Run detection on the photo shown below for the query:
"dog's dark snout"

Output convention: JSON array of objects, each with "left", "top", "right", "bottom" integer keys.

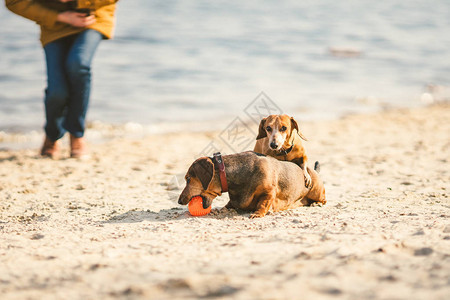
[
  {"left": 270, "top": 141, "right": 278, "bottom": 149},
  {"left": 177, "top": 197, "right": 183, "bottom": 205}
]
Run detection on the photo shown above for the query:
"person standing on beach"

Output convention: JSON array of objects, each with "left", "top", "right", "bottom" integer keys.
[{"left": 5, "top": 0, "right": 119, "bottom": 158}]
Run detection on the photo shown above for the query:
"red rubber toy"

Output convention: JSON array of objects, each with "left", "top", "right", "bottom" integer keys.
[{"left": 188, "top": 196, "right": 211, "bottom": 216}]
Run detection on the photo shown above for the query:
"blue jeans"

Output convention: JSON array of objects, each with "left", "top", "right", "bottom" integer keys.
[{"left": 43, "top": 29, "right": 103, "bottom": 141}]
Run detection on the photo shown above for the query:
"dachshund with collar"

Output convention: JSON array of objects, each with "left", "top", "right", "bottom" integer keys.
[
  {"left": 254, "top": 114, "right": 311, "bottom": 188},
  {"left": 178, "top": 151, "right": 326, "bottom": 218}
]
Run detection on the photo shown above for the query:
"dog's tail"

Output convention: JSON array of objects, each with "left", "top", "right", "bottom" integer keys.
[{"left": 314, "top": 161, "right": 321, "bottom": 173}]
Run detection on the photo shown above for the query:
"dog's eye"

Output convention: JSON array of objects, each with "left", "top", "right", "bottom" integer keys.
[
  {"left": 186, "top": 177, "right": 191, "bottom": 183},
  {"left": 280, "top": 126, "right": 287, "bottom": 132},
  {"left": 266, "top": 126, "right": 272, "bottom": 132}
]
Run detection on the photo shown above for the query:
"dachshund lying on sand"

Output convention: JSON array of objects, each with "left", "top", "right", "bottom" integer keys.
[{"left": 178, "top": 151, "right": 326, "bottom": 218}]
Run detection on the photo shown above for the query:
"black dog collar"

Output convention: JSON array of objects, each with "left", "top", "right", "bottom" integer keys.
[
  {"left": 282, "top": 144, "right": 294, "bottom": 155},
  {"left": 275, "top": 144, "right": 294, "bottom": 156}
]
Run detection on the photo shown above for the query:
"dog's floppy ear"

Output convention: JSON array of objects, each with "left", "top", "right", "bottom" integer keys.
[
  {"left": 291, "top": 117, "right": 308, "bottom": 141},
  {"left": 202, "top": 197, "right": 213, "bottom": 209},
  {"left": 192, "top": 157, "right": 215, "bottom": 190},
  {"left": 290, "top": 117, "right": 299, "bottom": 132},
  {"left": 256, "top": 118, "right": 267, "bottom": 140}
]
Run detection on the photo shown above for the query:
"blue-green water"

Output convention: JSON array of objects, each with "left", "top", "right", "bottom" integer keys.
[{"left": 1, "top": 0, "right": 449, "bottom": 133}]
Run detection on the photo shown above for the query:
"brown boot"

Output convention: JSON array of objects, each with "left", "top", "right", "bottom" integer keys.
[
  {"left": 40, "top": 136, "right": 59, "bottom": 159},
  {"left": 70, "top": 135, "right": 89, "bottom": 159}
]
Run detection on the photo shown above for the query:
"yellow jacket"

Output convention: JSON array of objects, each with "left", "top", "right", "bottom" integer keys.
[{"left": 5, "top": 0, "right": 118, "bottom": 46}]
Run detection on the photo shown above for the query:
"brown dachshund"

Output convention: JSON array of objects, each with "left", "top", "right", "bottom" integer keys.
[
  {"left": 178, "top": 151, "right": 326, "bottom": 218},
  {"left": 254, "top": 114, "right": 311, "bottom": 188}
]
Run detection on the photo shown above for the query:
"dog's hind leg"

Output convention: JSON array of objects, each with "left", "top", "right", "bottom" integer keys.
[{"left": 305, "top": 166, "right": 326, "bottom": 206}]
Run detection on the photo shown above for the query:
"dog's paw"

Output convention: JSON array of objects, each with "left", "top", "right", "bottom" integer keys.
[
  {"left": 249, "top": 212, "right": 265, "bottom": 219},
  {"left": 304, "top": 172, "right": 312, "bottom": 188}
]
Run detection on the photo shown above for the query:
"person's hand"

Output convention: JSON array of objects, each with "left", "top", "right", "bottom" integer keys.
[{"left": 57, "top": 11, "right": 96, "bottom": 27}]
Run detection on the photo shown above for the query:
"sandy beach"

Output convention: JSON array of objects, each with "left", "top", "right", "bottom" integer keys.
[{"left": 0, "top": 104, "right": 449, "bottom": 299}]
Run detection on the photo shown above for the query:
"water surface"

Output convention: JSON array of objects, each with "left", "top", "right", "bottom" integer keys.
[{"left": 1, "top": 0, "right": 449, "bottom": 134}]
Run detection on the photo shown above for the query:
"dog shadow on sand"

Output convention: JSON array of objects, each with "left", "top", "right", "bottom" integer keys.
[
  {"left": 103, "top": 208, "right": 187, "bottom": 223},
  {"left": 103, "top": 206, "right": 245, "bottom": 224}
]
